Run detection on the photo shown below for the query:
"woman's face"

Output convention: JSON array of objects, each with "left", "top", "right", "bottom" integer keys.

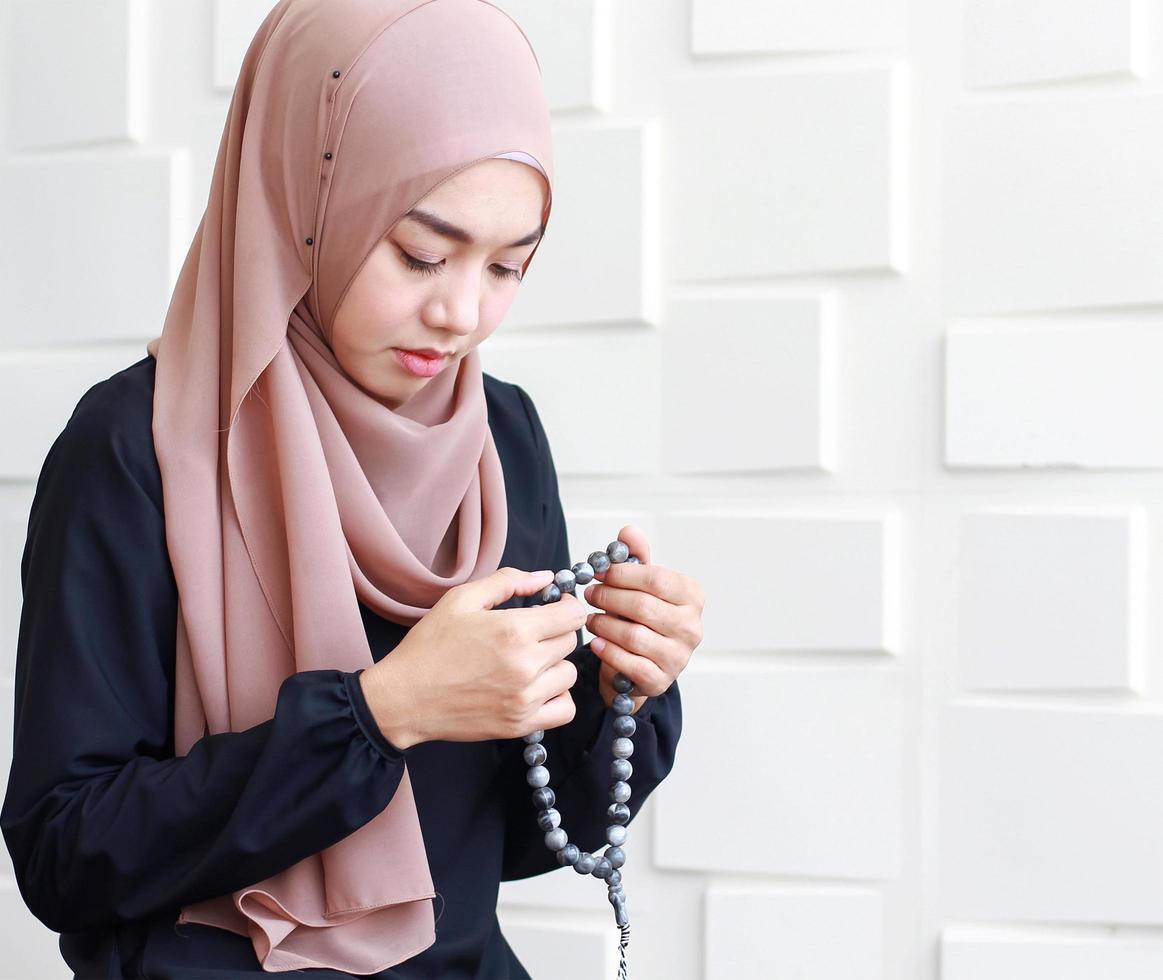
[{"left": 330, "top": 158, "right": 548, "bottom": 408}]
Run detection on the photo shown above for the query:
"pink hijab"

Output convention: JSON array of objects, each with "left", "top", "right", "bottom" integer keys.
[{"left": 143, "top": 0, "right": 553, "bottom": 971}]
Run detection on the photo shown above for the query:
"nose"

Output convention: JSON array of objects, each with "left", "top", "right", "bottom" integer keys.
[{"left": 423, "top": 265, "right": 481, "bottom": 339}]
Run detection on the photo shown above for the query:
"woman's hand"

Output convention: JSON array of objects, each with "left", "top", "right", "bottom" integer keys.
[
  {"left": 582, "top": 525, "right": 705, "bottom": 714},
  {"left": 360, "top": 567, "right": 586, "bottom": 749}
]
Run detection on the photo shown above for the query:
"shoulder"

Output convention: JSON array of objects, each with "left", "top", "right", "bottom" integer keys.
[
  {"left": 35, "top": 363, "right": 538, "bottom": 524},
  {"left": 35, "top": 355, "right": 162, "bottom": 515}
]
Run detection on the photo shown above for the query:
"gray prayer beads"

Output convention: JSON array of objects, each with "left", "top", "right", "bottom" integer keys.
[{"left": 524, "top": 538, "right": 645, "bottom": 935}]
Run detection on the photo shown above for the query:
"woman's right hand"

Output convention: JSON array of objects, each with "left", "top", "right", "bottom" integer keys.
[{"left": 359, "top": 567, "right": 587, "bottom": 749}]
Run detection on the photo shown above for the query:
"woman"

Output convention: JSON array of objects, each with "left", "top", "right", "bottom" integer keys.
[{"left": 1, "top": 1, "right": 701, "bottom": 977}]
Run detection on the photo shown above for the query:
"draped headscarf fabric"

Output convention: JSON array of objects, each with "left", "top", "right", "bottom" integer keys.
[{"left": 142, "top": 0, "right": 554, "bottom": 971}]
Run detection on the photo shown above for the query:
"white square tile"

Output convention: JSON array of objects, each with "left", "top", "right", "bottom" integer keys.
[
  {"left": 655, "top": 666, "right": 905, "bottom": 879},
  {"left": 958, "top": 510, "right": 1145, "bottom": 692},
  {"left": 942, "top": 928, "right": 1163, "bottom": 980},
  {"left": 0, "top": 149, "right": 189, "bottom": 346},
  {"left": 666, "top": 65, "right": 908, "bottom": 280},
  {"left": 942, "top": 705, "right": 1163, "bottom": 923},
  {"left": 659, "top": 511, "right": 900, "bottom": 653},
  {"left": 945, "top": 317, "right": 1163, "bottom": 468},
  {"left": 964, "top": 0, "right": 1147, "bottom": 88},
  {"left": 692, "top": 0, "right": 904, "bottom": 53},
  {"left": 662, "top": 294, "right": 837, "bottom": 473},
  {"left": 943, "top": 96, "right": 1163, "bottom": 313},
  {"left": 8, "top": 0, "right": 147, "bottom": 149},
  {"left": 706, "top": 887, "right": 884, "bottom": 980}
]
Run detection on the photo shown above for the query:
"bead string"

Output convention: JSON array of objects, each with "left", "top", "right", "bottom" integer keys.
[{"left": 523, "top": 538, "right": 643, "bottom": 980}]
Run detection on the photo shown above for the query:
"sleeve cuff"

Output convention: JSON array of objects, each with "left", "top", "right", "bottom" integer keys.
[
  {"left": 631, "top": 691, "right": 663, "bottom": 722},
  {"left": 344, "top": 669, "right": 409, "bottom": 763}
]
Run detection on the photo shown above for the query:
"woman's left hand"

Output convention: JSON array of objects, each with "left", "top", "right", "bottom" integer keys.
[{"left": 582, "top": 525, "right": 705, "bottom": 714}]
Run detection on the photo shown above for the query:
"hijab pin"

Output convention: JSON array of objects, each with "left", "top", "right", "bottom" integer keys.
[
  {"left": 305, "top": 237, "right": 313, "bottom": 246},
  {"left": 332, "top": 69, "right": 341, "bottom": 78},
  {"left": 324, "top": 152, "right": 333, "bottom": 160}
]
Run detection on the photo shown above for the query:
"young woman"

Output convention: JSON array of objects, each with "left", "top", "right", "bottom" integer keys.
[{"left": 1, "top": 1, "right": 702, "bottom": 977}]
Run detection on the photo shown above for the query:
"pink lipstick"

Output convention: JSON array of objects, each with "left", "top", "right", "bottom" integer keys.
[{"left": 394, "top": 348, "right": 448, "bottom": 377}]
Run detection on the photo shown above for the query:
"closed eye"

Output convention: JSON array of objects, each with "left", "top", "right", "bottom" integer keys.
[{"left": 398, "top": 249, "right": 522, "bottom": 283}]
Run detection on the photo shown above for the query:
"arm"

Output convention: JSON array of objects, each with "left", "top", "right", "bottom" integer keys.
[
  {"left": 498, "top": 386, "right": 683, "bottom": 882},
  {"left": 0, "top": 386, "right": 408, "bottom": 933}
]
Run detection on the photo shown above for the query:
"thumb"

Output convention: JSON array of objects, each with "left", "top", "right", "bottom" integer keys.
[{"left": 472, "top": 566, "right": 556, "bottom": 611}]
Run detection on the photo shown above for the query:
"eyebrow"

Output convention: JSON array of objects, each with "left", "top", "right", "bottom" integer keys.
[{"left": 401, "top": 207, "right": 544, "bottom": 248}]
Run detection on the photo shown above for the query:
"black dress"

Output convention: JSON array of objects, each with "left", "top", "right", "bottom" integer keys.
[{"left": 0, "top": 355, "right": 682, "bottom": 980}]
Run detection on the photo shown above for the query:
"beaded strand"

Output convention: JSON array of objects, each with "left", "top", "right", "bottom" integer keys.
[{"left": 523, "top": 538, "right": 643, "bottom": 980}]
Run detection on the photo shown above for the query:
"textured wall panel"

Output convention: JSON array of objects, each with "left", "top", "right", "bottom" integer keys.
[
  {"left": 942, "top": 705, "right": 1163, "bottom": 923},
  {"left": 497, "top": 914, "right": 616, "bottom": 979},
  {"left": 957, "top": 511, "right": 1144, "bottom": 693},
  {"left": 479, "top": 329, "right": 662, "bottom": 476},
  {"left": 211, "top": 0, "right": 277, "bottom": 92},
  {"left": 692, "top": 0, "right": 904, "bottom": 53},
  {"left": 0, "top": 498, "right": 32, "bottom": 679},
  {"left": 1, "top": 1, "right": 1159, "bottom": 977},
  {"left": 8, "top": 0, "right": 147, "bottom": 149},
  {"left": 662, "top": 294, "right": 837, "bottom": 473},
  {"left": 655, "top": 666, "right": 905, "bottom": 878},
  {"left": 666, "top": 65, "right": 908, "bottom": 280},
  {"left": 945, "top": 318, "right": 1163, "bottom": 468},
  {"left": 705, "top": 888, "right": 884, "bottom": 980},
  {"left": 963, "top": 0, "right": 1146, "bottom": 88},
  {"left": 504, "top": 121, "right": 659, "bottom": 330},
  {"left": 942, "top": 929, "right": 1163, "bottom": 980},
  {"left": 943, "top": 96, "right": 1163, "bottom": 314},
  {"left": 658, "top": 512, "right": 899, "bottom": 653},
  {"left": 0, "top": 149, "right": 188, "bottom": 345},
  {"left": 0, "top": 349, "right": 151, "bottom": 480}
]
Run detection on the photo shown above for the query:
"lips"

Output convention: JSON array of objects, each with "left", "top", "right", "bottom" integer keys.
[
  {"left": 394, "top": 348, "right": 449, "bottom": 378},
  {"left": 399, "top": 348, "right": 451, "bottom": 358}
]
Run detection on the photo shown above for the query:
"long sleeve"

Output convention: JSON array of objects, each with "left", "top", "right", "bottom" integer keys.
[
  {"left": 0, "top": 383, "right": 409, "bottom": 934},
  {"left": 499, "top": 386, "right": 682, "bottom": 882}
]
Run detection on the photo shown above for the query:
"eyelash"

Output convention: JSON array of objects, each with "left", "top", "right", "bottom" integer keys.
[{"left": 398, "top": 249, "right": 523, "bottom": 283}]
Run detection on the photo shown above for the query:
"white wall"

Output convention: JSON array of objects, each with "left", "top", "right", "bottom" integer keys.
[{"left": 2, "top": 1, "right": 1162, "bottom": 978}]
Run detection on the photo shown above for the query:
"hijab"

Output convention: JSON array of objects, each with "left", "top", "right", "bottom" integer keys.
[{"left": 143, "top": 0, "right": 554, "bottom": 971}]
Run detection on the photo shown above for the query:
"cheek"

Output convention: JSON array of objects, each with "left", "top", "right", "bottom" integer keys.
[
  {"left": 333, "top": 274, "right": 417, "bottom": 354},
  {"left": 477, "top": 289, "right": 520, "bottom": 338}
]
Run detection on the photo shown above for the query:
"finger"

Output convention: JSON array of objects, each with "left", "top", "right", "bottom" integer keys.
[
  {"left": 587, "top": 561, "right": 690, "bottom": 607},
  {"left": 613, "top": 525, "right": 650, "bottom": 566},
  {"left": 529, "top": 656, "right": 579, "bottom": 707},
  {"left": 512, "top": 593, "right": 588, "bottom": 643},
  {"left": 584, "top": 588, "right": 684, "bottom": 642},
  {"left": 536, "top": 688, "right": 578, "bottom": 731},
  {"left": 598, "top": 661, "right": 651, "bottom": 710},
  {"left": 590, "top": 635, "right": 669, "bottom": 696},
  {"left": 587, "top": 613, "right": 678, "bottom": 678},
  {"left": 530, "top": 627, "right": 584, "bottom": 681},
  {"left": 467, "top": 567, "right": 556, "bottom": 611}
]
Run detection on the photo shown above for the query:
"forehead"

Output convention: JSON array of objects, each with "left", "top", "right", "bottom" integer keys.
[{"left": 412, "top": 159, "right": 547, "bottom": 224}]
